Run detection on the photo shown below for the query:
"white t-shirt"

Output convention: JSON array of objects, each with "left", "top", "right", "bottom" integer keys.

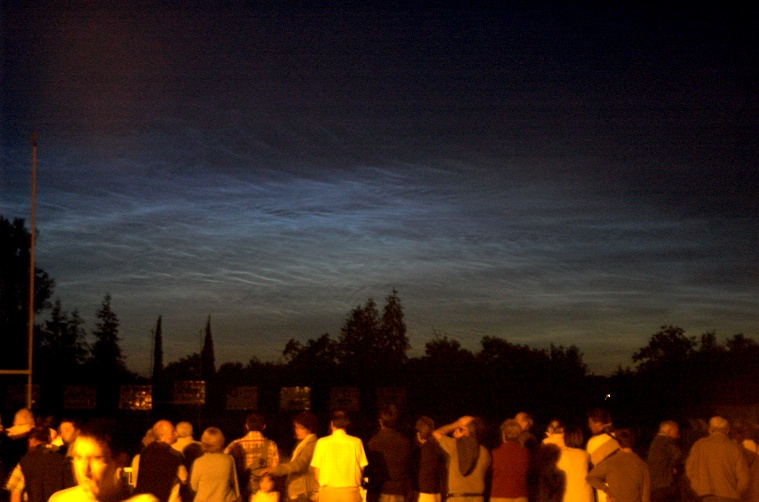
[{"left": 311, "top": 429, "right": 368, "bottom": 488}]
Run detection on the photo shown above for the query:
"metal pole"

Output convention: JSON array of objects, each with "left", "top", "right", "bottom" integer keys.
[{"left": 27, "top": 132, "right": 37, "bottom": 409}]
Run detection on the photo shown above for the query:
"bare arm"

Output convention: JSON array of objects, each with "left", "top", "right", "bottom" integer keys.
[
  {"left": 177, "top": 464, "right": 188, "bottom": 484},
  {"left": 433, "top": 416, "right": 473, "bottom": 441}
]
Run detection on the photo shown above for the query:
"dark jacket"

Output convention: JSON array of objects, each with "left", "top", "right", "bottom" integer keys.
[{"left": 18, "top": 444, "right": 65, "bottom": 502}]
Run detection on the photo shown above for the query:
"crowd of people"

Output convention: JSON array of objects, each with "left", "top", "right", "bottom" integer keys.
[{"left": 0, "top": 405, "right": 757, "bottom": 502}]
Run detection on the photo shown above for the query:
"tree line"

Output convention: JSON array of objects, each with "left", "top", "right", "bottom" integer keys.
[{"left": 2, "top": 215, "right": 757, "bottom": 426}]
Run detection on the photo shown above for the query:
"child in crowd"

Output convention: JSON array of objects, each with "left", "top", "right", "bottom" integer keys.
[{"left": 251, "top": 473, "right": 279, "bottom": 502}]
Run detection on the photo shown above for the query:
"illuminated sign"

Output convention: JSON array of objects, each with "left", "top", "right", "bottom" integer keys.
[{"left": 280, "top": 386, "right": 311, "bottom": 411}]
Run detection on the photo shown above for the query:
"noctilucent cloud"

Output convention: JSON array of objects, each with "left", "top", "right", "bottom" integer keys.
[{"left": 2, "top": 4, "right": 756, "bottom": 375}]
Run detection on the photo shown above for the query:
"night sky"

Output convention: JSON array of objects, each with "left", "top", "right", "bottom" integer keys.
[{"left": 2, "top": 3, "right": 757, "bottom": 375}]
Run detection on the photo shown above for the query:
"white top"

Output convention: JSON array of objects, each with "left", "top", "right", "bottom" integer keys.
[
  {"left": 311, "top": 429, "right": 368, "bottom": 488},
  {"left": 251, "top": 490, "right": 280, "bottom": 502}
]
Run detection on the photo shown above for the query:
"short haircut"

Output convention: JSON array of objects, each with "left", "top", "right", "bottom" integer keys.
[
  {"left": 546, "top": 419, "right": 565, "bottom": 435},
  {"left": 615, "top": 429, "right": 635, "bottom": 449},
  {"left": 587, "top": 408, "right": 611, "bottom": 425},
  {"left": 467, "top": 416, "right": 485, "bottom": 442},
  {"left": 29, "top": 426, "right": 51, "bottom": 444},
  {"left": 152, "top": 420, "right": 174, "bottom": 440},
  {"left": 201, "top": 427, "right": 225, "bottom": 453},
  {"left": 564, "top": 426, "right": 585, "bottom": 449},
  {"left": 708, "top": 416, "right": 729, "bottom": 434},
  {"left": 246, "top": 413, "right": 266, "bottom": 432},
  {"left": 59, "top": 418, "right": 81, "bottom": 430},
  {"left": 658, "top": 420, "right": 678, "bottom": 435},
  {"left": 416, "top": 416, "right": 435, "bottom": 441},
  {"left": 500, "top": 419, "right": 522, "bottom": 442},
  {"left": 380, "top": 404, "right": 399, "bottom": 429},
  {"left": 331, "top": 411, "right": 350, "bottom": 430},
  {"left": 176, "top": 421, "right": 194, "bottom": 438},
  {"left": 294, "top": 411, "right": 318, "bottom": 434},
  {"left": 515, "top": 412, "right": 534, "bottom": 429},
  {"left": 14, "top": 408, "right": 34, "bottom": 427}
]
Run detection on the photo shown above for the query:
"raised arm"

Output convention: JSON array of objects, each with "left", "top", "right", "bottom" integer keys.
[{"left": 433, "top": 416, "right": 473, "bottom": 441}]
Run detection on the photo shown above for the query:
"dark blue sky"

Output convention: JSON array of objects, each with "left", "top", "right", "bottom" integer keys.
[{"left": 2, "top": 3, "right": 757, "bottom": 375}]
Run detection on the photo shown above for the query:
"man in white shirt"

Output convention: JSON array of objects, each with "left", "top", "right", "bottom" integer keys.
[{"left": 311, "top": 411, "right": 368, "bottom": 502}]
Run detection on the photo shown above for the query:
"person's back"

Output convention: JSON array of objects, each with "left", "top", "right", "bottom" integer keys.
[
  {"left": 434, "top": 417, "right": 491, "bottom": 501},
  {"left": 646, "top": 421, "right": 681, "bottom": 501},
  {"left": 135, "top": 441, "right": 183, "bottom": 502},
  {"left": 491, "top": 440, "right": 529, "bottom": 499},
  {"left": 366, "top": 407, "right": 412, "bottom": 501},
  {"left": 491, "top": 419, "right": 529, "bottom": 501},
  {"left": 557, "top": 447, "right": 593, "bottom": 502},
  {"left": 311, "top": 411, "right": 368, "bottom": 502},
  {"left": 412, "top": 417, "right": 446, "bottom": 502},
  {"left": 312, "top": 429, "right": 366, "bottom": 487},
  {"left": 191, "top": 453, "right": 239, "bottom": 501},
  {"left": 135, "top": 421, "right": 185, "bottom": 502},
  {"left": 587, "top": 430, "right": 650, "bottom": 502},
  {"left": 686, "top": 417, "right": 750, "bottom": 501},
  {"left": 190, "top": 427, "right": 240, "bottom": 502},
  {"left": 225, "top": 412, "right": 279, "bottom": 499},
  {"left": 16, "top": 427, "right": 65, "bottom": 502}
]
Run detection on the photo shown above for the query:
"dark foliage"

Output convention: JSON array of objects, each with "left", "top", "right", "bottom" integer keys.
[{"left": 0, "top": 216, "right": 54, "bottom": 370}]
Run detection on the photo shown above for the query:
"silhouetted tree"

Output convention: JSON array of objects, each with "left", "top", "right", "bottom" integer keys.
[
  {"left": 381, "top": 288, "right": 409, "bottom": 367},
  {"left": 632, "top": 325, "right": 696, "bottom": 372},
  {"left": 201, "top": 315, "right": 216, "bottom": 381},
  {"left": 152, "top": 315, "right": 164, "bottom": 382},
  {"left": 548, "top": 343, "right": 588, "bottom": 420},
  {"left": 89, "top": 293, "right": 127, "bottom": 379},
  {"left": 35, "top": 299, "right": 66, "bottom": 376},
  {"left": 284, "top": 333, "right": 339, "bottom": 380},
  {"left": 36, "top": 299, "right": 88, "bottom": 380},
  {"left": 336, "top": 291, "right": 411, "bottom": 387},
  {"left": 626, "top": 325, "right": 759, "bottom": 420},
  {"left": 0, "top": 216, "right": 54, "bottom": 369},
  {"left": 150, "top": 315, "right": 168, "bottom": 405},
  {"left": 407, "top": 334, "right": 477, "bottom": 419},
  {"left": 721, "top": 334, "right": 759, "bottom": 404},
  {"left": 477, "top": 336, "right": 552, "bottom": 415},
  {"left": 164, "top": 352, "right": 202, "bottom": 381},
  {"left": 337, "top": 298, "right": 382, "bottom": 384}
]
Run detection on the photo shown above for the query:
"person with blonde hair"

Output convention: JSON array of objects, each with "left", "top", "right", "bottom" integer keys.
[{"left": 190, "top": 427, "right": 240, "bottom": 502}]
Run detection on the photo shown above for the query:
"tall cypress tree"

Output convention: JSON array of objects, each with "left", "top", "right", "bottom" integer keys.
[
  {"left": 152, "top": 315, "right": 164, "bottom": 382},
  {"left": 151, "top": 315, "right": 168, "bottom": 406},
  {"left": 201, "top": 315, "right": 215, "bottom": 381}
]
